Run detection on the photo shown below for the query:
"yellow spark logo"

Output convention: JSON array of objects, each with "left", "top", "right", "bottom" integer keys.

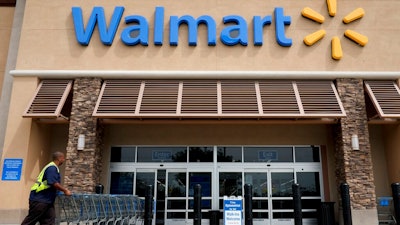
[{"left": 301, "top": 0, "right": 368, "bottom": 60}]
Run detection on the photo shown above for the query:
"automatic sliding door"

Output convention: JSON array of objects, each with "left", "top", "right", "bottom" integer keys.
[
  {"left": 270, "top": 170, "right": 294, "bottom": 225},
  {"left": 244, "top": 172, "right": 269, "bottom": 225},
  {"left": 166, "top": 170, "right": 187, "bottom": 225},
  {"left": 189, "top": 172, "right": 212, "bottom": 221}
]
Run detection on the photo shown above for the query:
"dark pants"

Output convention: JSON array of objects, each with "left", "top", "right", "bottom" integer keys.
[{"left": 21, "top": 200, "right": 55, "bottom": 225}]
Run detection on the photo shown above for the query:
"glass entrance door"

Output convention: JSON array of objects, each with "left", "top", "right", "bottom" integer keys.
[
  {"left": 109, "top": 145, "right": 323, "bottom": 225},
  {"left": 218, "top": 168, "right": 296, "bottom": 225},
  {"left": 164, "top": 169, "right": 213, "bottom": 225},
  {"left": 269, "top": 169, "right": 295, "bottom": 225}
]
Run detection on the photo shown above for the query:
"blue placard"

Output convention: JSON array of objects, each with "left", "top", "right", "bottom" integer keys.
[
  {"left": 2, "top": 158, "right": 23, "bottom": 181},
  {"left": 223, "top": 197, "right": 243, "bottom": 225}
]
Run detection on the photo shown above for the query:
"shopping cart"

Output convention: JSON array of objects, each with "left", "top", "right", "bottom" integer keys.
[
  {"left": 55, "top": 193, "right": 144, "bottom": 225},
  {"left": 55, "top": 194, "right": 81, "bottom": 224}
]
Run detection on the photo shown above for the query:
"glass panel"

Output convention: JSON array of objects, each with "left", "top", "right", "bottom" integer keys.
[
  {"left": 245, "top": 173, "right": 268, "bottom": 197},
  {"left": 137, "top": 147, "right": 187, "bottom": 162},
  {"left": 297, "top": 172, "right": 321, "bottom": 196},
  {"left": 111, "top": 147, "right": 135, "bottom": 162},
  {"left": 244, "top": 147, "right": 293, "bottom": 162},
  {"left": 189, "top": 146, "right": 213, "bottom": 162},
  {"left": 272, "top": 200, "right": 293, "bottom": 209},
  {"left": 188, "top": 212, "right": 212, "bottom": 219},
  {"left": 273, "top": 212, "right": 293, "bottom": 219},
  {"left": 295, "top": 146, "right": 320, "bottom": 162},
  {"left": 156, "top": 170, "right": 166, "bottom": 225},
  {"left": 135, "top": 172, "right": 155, "bottom": 197},
  {"left": 219, "top": 172, "right": 242, "bottom": 196},
  {"left": 217, "top": 146, "right": 242, "bottom": 162},
  {"left": 252, "top": 212, "right": 268, "bottom": 219},
  {"left": 167, "top": 200, "right": 186, "bottom": 209},
  {"left": 110, "top": 172, "right": 134, "bottom": 194},
  {"left": 271, "top": 172, "right": 294, "bottom": 197},
  {"left": 189, "top": 172, "right": 212, "bottom": 197},
  {"left": 167, "top": 212, "right": 185, "bottom": 219},
  {"left": 168, "top": 172, "right": 186, "bottom": 197},
  {"left": 189, "top": 199, "right": 212, "bottom": 209},
  {"left": 252, "top": 200, "right": 268, "bottom": 209}
]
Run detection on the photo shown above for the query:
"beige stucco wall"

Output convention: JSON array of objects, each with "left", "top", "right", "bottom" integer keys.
[
  {"left": 0, "top": 77, "right": 50, "bottom": 223},
  {"left": 369, "top": 125, "right": 391, "bottom": 197},
  {"left": 15, "top": 0, "right": 400, "bottom": 71},
  {"left": 0, "top": 7, "right": 14, "bottom": 95},
  {"left": 384, "top": 124, "right": 400, "bottom": 184}
]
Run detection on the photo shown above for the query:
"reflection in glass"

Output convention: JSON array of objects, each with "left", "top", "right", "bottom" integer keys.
[
  {"left": 244, "top": 147, "right": 293, "bottom": 162},
  {"left": 156, "top": 170, "right": 166, "bottom": 225},
  {"left": 219, "top": 172, "right": 242, "bottom": 196},
  {"left": 189, "top": 147, "right": 213, "bottom": 162},
  {"left": 253, "top": 212, "right": 268, "bottom": 219},
  {"left": 189, "top": 172, "right": 212, "bottom": 197},
  {"left": 167, "top": 212, "right": 185, "bottom": 219},
  {"left": 110, "top": 172, "right": 134, "bottom": 194},
  {"left": 271, "top": 172, "right": 294, "bottom": 197},
  {"left": 245, "top": 173, "right": 268, "bottom": 197},
  {"left": 273, "top": 212, "right": 293, "bottom": 219},
  {"left": 252, "top": 200, "right": 268, "bottom": 209},
  {"left": 217, "top": 147, "right": 242, "bottom": 162},
  {"left": 295, "top": 146, "right": 320, "bottom": 162},
  {"left": 137, "top": 147, "right": 187, "bottom": 162},
  {"left": 167, "top": 200, "right": 186, "bottom": 209},
  {"left": 272, "top": 200, "right": 293, "bottom": 209},
  {"left": 297, "top": 172, "right": 321, "bottom": 196},
  {"left": 111, "top": 147, "right": 136, "bottom": 162},
  {"left": 135, "top": 172, "right": 155, "bottom": 197},
  {"left": 168, "top": 172, "right": 186, "bottom": 197},
  {"left": 189, "top": 200, "right": 211, "bottom": 209}
]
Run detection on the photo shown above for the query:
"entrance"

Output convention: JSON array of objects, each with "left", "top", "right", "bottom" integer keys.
[{"left": 109, "top": 146, "right": 323, "bottom": 225}]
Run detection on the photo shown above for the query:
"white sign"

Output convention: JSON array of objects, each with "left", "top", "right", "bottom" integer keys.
[{"left": 223, "top": 196, "right": 243, "bottom": 225}]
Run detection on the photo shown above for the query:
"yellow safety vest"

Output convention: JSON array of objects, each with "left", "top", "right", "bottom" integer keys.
[{"left": 30, "top": 162, "right": 59, "bottom": 193}]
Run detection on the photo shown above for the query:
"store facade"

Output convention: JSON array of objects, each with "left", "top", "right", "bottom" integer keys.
[{"left": 0, "top": 0, "right": 400, "bottom": 225}]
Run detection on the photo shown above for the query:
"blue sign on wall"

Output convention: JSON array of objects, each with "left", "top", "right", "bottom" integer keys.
[
  {"left": 152, "top": 151, "right": 172, "bottom": 161},
  {"left": 258, "top": 151, "right": 278, "bottom": 161},
  {"left": 2, "top": 158, "right": 23, "bottom": 181}
]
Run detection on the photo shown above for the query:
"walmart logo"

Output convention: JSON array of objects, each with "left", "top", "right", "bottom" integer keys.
[
  {"left": 72, "top": 1, "right": 368, "bottom": 61},
  {"left": 301, "top": 0, "right": 368, "bottom": 60}
]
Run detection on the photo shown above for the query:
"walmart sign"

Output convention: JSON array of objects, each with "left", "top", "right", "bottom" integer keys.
[{"left": 72, "top": 6, "right": 293, "bottom": 47}]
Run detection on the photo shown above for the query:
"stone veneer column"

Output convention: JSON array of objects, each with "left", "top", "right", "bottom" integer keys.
[
  {"left": 64, "top": 78, "right": 103, "bottom": 193},
  {"left": 334, "top": 78, "right": 377, "bottom": 224}
]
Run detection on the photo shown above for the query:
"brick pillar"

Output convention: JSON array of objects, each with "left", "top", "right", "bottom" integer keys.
[
  {"left": 64, "top": 78, "right": 103, "bottom": 193},
  {"left": 334, "top": 78, "right": 376, "bottom": 210}
]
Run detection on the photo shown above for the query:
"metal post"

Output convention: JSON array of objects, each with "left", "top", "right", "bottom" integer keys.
[
  {"left": 244, "top": 184, "right": 253, "bottom": 225},
  {"left": 292, "top": 183, "right": 302, "bottom": 225},
  {"left": 391, "top": 183, "right": 400, "bottom": 224},
  {"left": 194, "top": 184, "right": 202, "bottom": 225},
  {"left": 340, "top": 183, "right": 352, "bottom": 225},
  {"left": 144, "top": 185, "right": 153, "bottom": 225}
]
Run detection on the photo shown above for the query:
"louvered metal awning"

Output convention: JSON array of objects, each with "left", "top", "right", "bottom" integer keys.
[
  {"left": 23, "top": 80, "right": 73, "bottom": 119},
  {"left": 93, "top": 80, "right": 346, "bottom": 119},
  {"left": 364, "top": 80, "right": 400, "bottom": 118}
]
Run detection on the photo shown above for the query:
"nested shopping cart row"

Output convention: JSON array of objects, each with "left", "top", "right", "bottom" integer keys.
[{"left": 55, "top": 194, "right": 144, "bottom": 225}]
